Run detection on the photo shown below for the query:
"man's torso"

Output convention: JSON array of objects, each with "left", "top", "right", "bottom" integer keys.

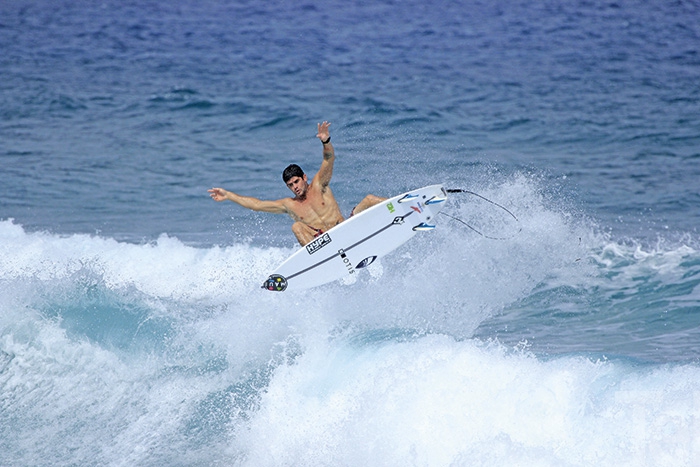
[{"left": 287, "top": 183, "right": 344, "bottom": 231}]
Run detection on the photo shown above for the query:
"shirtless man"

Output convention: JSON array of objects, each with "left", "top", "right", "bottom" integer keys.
[{"left": 208, "top": 121, "right": 385, "bottom": 246}]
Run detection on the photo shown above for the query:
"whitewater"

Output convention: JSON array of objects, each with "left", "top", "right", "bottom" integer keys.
[{"left": 2, "top": 175, "right": 700, "bottom": 466}]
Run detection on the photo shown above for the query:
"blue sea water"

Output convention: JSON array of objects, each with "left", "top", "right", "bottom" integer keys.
[{"left": 1, "top": 0, "right": 700, "bottom": 465}]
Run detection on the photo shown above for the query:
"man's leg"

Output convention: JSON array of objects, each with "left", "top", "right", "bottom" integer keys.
[
  {"left": 291, "top": 222, "right": 320, "bottom": 246},
  {"left": 352, "top": 194, "right": 387, "bottom": 216}
]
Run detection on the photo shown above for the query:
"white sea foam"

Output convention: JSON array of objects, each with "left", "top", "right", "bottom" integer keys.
[
  {"left": 235, "top": 334, "right": 700, "bottom": 466},
  {"left": 1, "top": 173, "right": 700, "bottom": 466}
]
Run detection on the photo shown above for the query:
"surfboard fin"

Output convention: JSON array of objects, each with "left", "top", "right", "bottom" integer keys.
[
  {"left": 412, "top": 223, "right": 436, "bottom": 231},
  {"left": 397, "top": 193, "right": 420, "bottom": 203},
  {"left": 425, "top": 195, "right": 447, "bottom": 205}
]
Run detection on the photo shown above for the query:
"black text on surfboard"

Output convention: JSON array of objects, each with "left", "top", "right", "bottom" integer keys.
[
  {"left": 338, "top": 249, "right": 355, "bottom": 275},
  {"left": 306, "top": 233, "right": 332, "bottom": 255}
]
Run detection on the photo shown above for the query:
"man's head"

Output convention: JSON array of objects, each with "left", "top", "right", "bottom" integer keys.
[
  {"left": 282, "top": 164, "right": 308, "bottom": 198},
  {"left": 282, "top": 164, "right": 305, "bottom": 183}
]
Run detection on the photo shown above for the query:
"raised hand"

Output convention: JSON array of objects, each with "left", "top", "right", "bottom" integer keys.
[{"left": 316, "top": 121, "right": 331, "bottom": 142}]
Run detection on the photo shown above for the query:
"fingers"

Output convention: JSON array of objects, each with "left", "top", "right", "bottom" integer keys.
[{"left": 208, "top": 187, "right": 224, "bottom": 200}]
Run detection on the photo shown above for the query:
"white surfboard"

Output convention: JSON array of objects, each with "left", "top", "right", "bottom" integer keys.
[{"left": 262, "top": 184, "right": 447, "bottom": 291}]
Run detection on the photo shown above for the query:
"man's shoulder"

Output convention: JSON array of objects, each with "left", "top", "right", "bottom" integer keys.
[{"left": 279, "top": 196, "right": 296, "bottom": 206}]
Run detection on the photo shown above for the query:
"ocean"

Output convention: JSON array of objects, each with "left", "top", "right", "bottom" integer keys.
[{"left": 1, "top": 0, "right": 700, "bottom": 465}]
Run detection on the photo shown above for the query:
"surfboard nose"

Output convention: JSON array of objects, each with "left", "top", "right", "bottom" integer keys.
[{"left": 262, "top": 274, "right": 288, "bottom": 291}]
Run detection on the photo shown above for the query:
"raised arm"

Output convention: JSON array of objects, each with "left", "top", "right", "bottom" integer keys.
[
  {"left": 208, "top": 187, "right": 288, "bottom": 214},
  {"left": 314, "top": 121, "right": 335, "bottom": 190}
]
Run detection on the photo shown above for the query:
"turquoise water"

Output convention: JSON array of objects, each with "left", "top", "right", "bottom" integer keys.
[{"left": 2, "top": 1, "right": 700, "bottom": 465}]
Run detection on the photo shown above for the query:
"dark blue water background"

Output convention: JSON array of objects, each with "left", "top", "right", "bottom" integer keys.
[{"left": 2, "top": 0, "right": 698, "bottom": 243}]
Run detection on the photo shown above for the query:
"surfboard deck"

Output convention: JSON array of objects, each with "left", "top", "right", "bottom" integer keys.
[{"left": 262, "top": 184, "right": 447, "bottom": 291}]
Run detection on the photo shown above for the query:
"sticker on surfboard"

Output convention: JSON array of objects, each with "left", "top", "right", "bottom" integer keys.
[
  {"left": 262, "top": 274, "right": 288, "bottom": 291},
  {"left": 356, "top": 256, "right": 377, "bottom": 269}
]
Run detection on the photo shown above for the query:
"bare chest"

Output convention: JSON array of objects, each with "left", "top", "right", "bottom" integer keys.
[{"left": 290, "top": 189, "right": 343, "bottom": 227}]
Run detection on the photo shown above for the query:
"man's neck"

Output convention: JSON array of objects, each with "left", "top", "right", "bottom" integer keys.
[{"left": 295, "top": 184, "right": 310, "bottom": 202}]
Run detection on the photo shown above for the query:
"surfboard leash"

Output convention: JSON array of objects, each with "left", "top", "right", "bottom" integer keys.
[{"left": 441, "top": 189, "right": 522, "bottom": 240}]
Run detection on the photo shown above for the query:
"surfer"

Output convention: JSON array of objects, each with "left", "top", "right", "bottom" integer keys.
[{"left": 209, "top": 121, "right": 385, "bottom": 246}]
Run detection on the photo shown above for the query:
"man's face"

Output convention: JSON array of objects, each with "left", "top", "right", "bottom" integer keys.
[{"left": 286, "top": 175, "right": 308, "bottom": 198}]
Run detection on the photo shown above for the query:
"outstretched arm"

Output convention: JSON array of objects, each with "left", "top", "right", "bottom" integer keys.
[
  {"left": 208, "top": 187, "right": 288, "bottom": 214},
  {"left": 314, "top": 121, "right": 335, "bottom": 189}
]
